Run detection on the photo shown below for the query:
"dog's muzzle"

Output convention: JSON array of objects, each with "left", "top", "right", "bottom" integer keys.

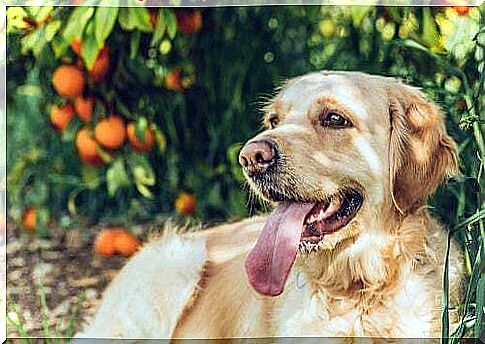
[{"left": 238, "top": 139, "right": 278, "bottom": 176}]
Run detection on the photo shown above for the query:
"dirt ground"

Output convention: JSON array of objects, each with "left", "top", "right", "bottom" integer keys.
[{"left": 6, "top": 223, "right": 132, "bottom": 338}]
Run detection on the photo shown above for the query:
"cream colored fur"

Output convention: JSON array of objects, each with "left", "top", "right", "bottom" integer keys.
[{"left": 75, "top": 71, "right": 465, "bottom": 340}]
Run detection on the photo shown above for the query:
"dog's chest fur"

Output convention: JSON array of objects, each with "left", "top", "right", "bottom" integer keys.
[
  {"left": 171, "top": 215, "right": 463, "bottom": 339},
  {"left": 270, "top": 268, "right": 435, "bottom": 337},
  {"left": 172, "top": 258, "right": 436, "bottom": 339}
]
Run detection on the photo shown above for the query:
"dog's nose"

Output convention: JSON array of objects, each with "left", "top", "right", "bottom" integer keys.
[{"left": 239, "top": 140, "right": 277, "bottom": 173}]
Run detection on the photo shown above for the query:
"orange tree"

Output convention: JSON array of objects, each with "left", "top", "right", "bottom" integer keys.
[{"left": 5, "top": 7, "right": 482, "bottom": 223}]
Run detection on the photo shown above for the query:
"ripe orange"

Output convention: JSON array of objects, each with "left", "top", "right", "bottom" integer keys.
[
  {"left": 127, "top": 122, "right": 155, "bottom": 152},
  {"left": 94, "top": 227, "right": 141, "bottom": 257},
  {"left": 176, "top": 11, "right": 203, "bottom": 35},
  {"left": 76, "top": 127, "right": 103, "bottom": 165},
  {"left": 175, "top": 192, "right": 197, "bottom": 215},
  {"left": 166, "top": 70, "right": 185, "bottom": 92},
  {"left": 52, "top": 65, "right": 85, "bottom": 99},
  {"left": 114, "top": 230, "right": 141, "bottom": 257},
  {"left": 94, "top": 116, "right": 126, "bottom": 150},
  {"left": 22, "top": 207, "right": 36, "bottom": 231},
  {"left": 50, "top": 104, "right": 75, "bottom": 131},
  {"left": 71, "top": 38, "right": 82, "bottom": 56},
  {"left": 74, "top": 96, "right": 94, "bottom": 123},
  {"left": 89, "top": 46, "right": 110, "bottom": 83},
  {"left": 94, "top": 229, "right": 118, "bottom": 256},
  {"left": 453, "top": 6, "right": 470, "bottom": 15}
]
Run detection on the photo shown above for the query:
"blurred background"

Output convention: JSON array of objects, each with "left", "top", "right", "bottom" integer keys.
[{"left": 5, "top": 5, "right": 484, "bottom": 339}]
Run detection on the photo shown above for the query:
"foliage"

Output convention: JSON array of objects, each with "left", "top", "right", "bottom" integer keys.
[{"left": 5, "top": 5, "right": 484, "bottom": 339}]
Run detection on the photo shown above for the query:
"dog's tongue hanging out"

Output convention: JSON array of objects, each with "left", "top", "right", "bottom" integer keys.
[{"left": 245, "top": 202, "right": 315, "bottom": 296}]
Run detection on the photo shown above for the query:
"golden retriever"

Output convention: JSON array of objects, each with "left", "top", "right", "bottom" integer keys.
[{"left": 75, "top": 71, "right": 465, "bottom": 340}]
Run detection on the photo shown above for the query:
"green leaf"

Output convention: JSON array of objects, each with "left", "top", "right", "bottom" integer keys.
[
  {"left": 163, "top": 9, "right": 177, "bottom": 39},
  {"left": 68, "top": 188, "right": 82, "bottom": 215},
  {"left": 350, "top": 6, "right": 372, "bottom": 27},
  {"left": 134, "top": 183, "right": 153, "bottom": 199},
  {"left": 94, "top": 6, "right": 119, "bottom": 48},
  {"left": 118, "top": 8, "right": 153, "bottom": 33},
  {"left": 85, "top": 18, "right": 94, "bottom": 36},
  {"left": 62, "top": 7, "right": 94, "bottom": 43},
  {"left": 118, "top": 8, "right": 135, "bottom": 31},
  {"left": 61, "top": 119, "right": 81, "bottom": 142},
  {"left": 81, "top": 33, "right": 101, "bottom": 70},
  {"left": 44, "top": 20, "right": 62, "bottom": 43},
  {"left": 135, "top": 117, "right": 148, "bottom": 144},
  {"left": 442, "top": 231, "right": 451, "bottom": 342},
  {"left": 451, "top": 244, "right": 482, "bottom": 341},
  {"left": 150, "top": 10, "right": 166, "bottom": 47},
  {"left": 114, "top": 98, "right": 133, "bottom": 119},
  {"left": 21, "top": 27, "right": 47, "bottom": 57},
  {"left": 51, "top": 36, "right": 70, "bottom": 59},
  {"left": 150, "top": 123, "right": 166, "bottom": 153},
  {"left": 97, "top": 146, "right": 114, "bottom": 164},
  {"left": 127, "top": 153, "right": 155, "bottom": 198},
  {"left": 81, "top": 165, "right": 101, "bottom": 190},
  {"left": 130, "top": 31, "right": 141, "bottom": 60},
  {"left": 422, "top": 7, "right": 442, "bottom": 52},
  {"left": 474, "top": 266, "right": 484, "bottom": 338},
  {"left": 6, "top": 7, "right": 28, "bottom": 33},
  {"left": 106, "top": 159, "right": 130, "bottom": 197},
  {"left": 131, "top": 8, "right": 153, "bottom": 33},
  {"left": 132, "top": 158, "right": 155, "bottom": 186},
  {"left": 396, "top": 39, "right": 437, "bottom": 57},
  {"left": 28, "top": 6, "right": 53, "bottom": 21}
]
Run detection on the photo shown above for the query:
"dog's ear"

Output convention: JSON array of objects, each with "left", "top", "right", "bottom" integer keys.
[{"left": 388, "top": 82, "right": 459, "bottom": 214}]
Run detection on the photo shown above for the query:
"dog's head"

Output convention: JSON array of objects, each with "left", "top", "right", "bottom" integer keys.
[{"left": 240, "top": 71, "right": 458, "bottom": 296}]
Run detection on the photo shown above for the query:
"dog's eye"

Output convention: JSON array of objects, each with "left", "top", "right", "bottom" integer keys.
[
  {"left": 268, "top": 116, "right": 279, "bottom": 129},
  {"left": 320, "top": 112, "right": 351, "bottom": 129}
]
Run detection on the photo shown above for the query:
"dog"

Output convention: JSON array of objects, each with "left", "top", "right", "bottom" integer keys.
[{"left": 75, "top": 71, "right": 465, "bottom": 340}]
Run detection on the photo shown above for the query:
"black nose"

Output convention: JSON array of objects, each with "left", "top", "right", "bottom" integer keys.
[{"left": 239, "top": 140, "right": 277, "bottom": 174}]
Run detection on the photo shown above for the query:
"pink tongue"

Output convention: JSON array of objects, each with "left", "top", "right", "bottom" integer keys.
[{"left": 245, "top": 202, "right": 315, "bottom": 296}]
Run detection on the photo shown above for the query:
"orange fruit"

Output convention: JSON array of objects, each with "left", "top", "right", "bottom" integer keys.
[
  {"left": 94, "top": 229, "right": 119, "bottom": 256},
  {"left": 74, "top": 96, "right": 94, "bottom": 123},
  {"left": 176, "top": 11, "right": 203, "bottom": 35},
  {"left": 52, "top": 65, "right": 85, "bottom": 99},
  {"left": 50, "top": 104, "right": 75, "bottom": 131},
  {"left": 22, "top": 208, "right": 36, "bottom": 231},
  {"left": 175, "top": 192, "right": 197, "bottom": 215},
  {"left": 114, "top": 230, "right": 141, "bottom": 257},
  {"left": 71, "top": 38, "right": 82, "bottom": 56},
  {"left": 453, "top": 6, "right": 470, "bottom": 15},
  {"left": 94, "top": 116, "right": 126, "bottom": 150},
  {"left": 127, "top": 122, "right": 155, "bottom": 152},
  {"left": 89, "top": 46, "right": 110, "bottom": 83},
  {"left": 166, "top": 70, "right": 185, "bottom": 92},
  {"left": 94, "top": 228, "right": 141, "bottom": 257},
  {"left": 76, "top": 127, "right": 103, "bottom": 165}
]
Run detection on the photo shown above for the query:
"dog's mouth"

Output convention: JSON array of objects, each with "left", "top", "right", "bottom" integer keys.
[
  {"left": 301, "top": 189, "right": 363, "bottom": 245},
  {"left": 245, "top": 188, "right": 363, "bottom": 297}
]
